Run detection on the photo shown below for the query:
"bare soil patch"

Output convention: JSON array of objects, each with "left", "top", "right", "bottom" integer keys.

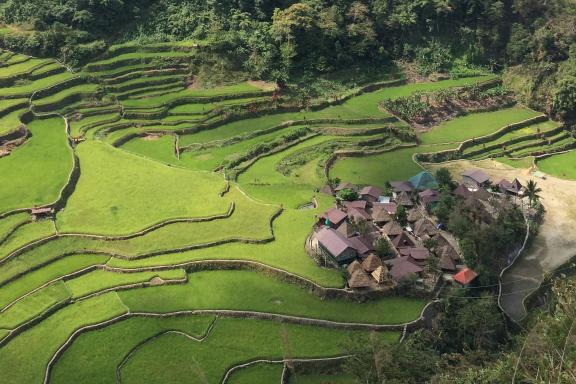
[{"left": 248, "top": 80, "right": 277, "bottom": 91}]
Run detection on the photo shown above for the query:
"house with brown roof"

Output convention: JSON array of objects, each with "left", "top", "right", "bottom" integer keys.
[
  {"left": 391, "top": 231, "right": 415, "bottom": 249},
  {"left": 349, "top": 236, "right": 373, "bottom": 256},
  {"left": 316, "top": 228, "right": 357, "bottom": 263},
  {"left": 439, "top": 245, "right": 458, "bottom": 271},
  {"left": 322, "top": 207, "right": 347, "bottom": 227},
  {"left": 406, "top": 209, "right": 423, "bottom": 223},
  {"left": 462, "top": 169, "right": 490, "bottom": 190},
  {"left": 347, "top": 260, "right": 362, "bottom": 275},
  {"left": 374, "top": 202, "right": 397, "bottom": 215},
  {"left": 347, "top": 207, "right": 372, "bottom": 222},
  {"left": 413, "top": 218, "right": 438, "bottom": 239},
  {"left": 496, "top": 178, "right": 524, "bottom": 196},
  {"left": 359, "top": 185, "right": 383, "bottom": 203},
  {"left": 382, "top": 221, "right": 403, "bottom": 237},
  {"left": 388, "top": 257, "right": 423, "bottom": 281},
  {"left": 418, "top": 189, "right": 439, "bottom": 209},
  {"left": 335, "top": 182, "right": 357, "bottom": 192},
  {"left": 343, "top": 200, "right": 367, "bottom": 210},
  {"left": 396, "top": 191, "right": 413, "bottom": 207},
  {"left": 453, "top": 184, "right": 472, "bottom": 199},
  {"left": 390, "top": 181, "right": 413, "bottom": 193},
  {"left": 407, "top": 247, "right": 430, "bottom": 266},
  {"left": 335, "top": 220, "right": 356, "bottom": 238},
  {"left": 371, "top": 206, "right": 393, "bottom": 224}
]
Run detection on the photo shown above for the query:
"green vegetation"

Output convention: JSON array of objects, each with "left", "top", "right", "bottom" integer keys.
[
  {"left": 118, "top": 318, "right": 397, "bottom": 384},
  {"left": 331, "top": 144, "right": 455, "bottom": 187},
  {"left": 120, "top": 270, "right": 426, "bottom": 324},
  {"left": 537, "top": 150, "right": 576, "bottom": 180},
  {"left": 0, "top": 293, "right": 128, "bottom": 384},
  {"left": 0, "top": 5, "right": 572, "bottom": 377},
  {"left": 228, "top": 363, "right": 283, "bottom": 384},
  {"left": 420, "top": 107, "right": 542, "bottom": 145},
  {"left": 57, "top": 141, "right": 227, "bottom": 234},
  {"left": 0, "top": 118, "right": 73, "bottom": 214}
]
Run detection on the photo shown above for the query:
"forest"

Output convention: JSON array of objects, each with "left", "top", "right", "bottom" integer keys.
[{"left": 1, "top": 0, "right": 575, "bottom": 118}]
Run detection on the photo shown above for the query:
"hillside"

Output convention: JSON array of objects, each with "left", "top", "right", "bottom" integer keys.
[{"left": 0, "top": 2, "right": 575, "bottom": 384}]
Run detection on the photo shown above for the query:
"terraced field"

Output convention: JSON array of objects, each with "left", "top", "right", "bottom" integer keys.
[{"left": 1, "top": 43, "right": 562, "bottom": 383}]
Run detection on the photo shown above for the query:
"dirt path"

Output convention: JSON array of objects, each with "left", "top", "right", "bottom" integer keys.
[{"left": 427, "top": 159, "right": 576, "bottom": 321}]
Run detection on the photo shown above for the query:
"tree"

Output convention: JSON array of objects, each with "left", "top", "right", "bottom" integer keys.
[
  {"left": 552, "top": 76, "right": 576, "bottom": 120},
  {"left": 337, "top": 188, "right": 358, "bottom": 201},
  {"left": 435, "top": 167, "right": 453, "bottom": 188},
  {"left": 396, "top": 204, "right": 408, "bottom": 226},
  {"left": 525, "top": 180, "right": 542, "bottom": 206},
  {"left": 374, "top": 237, "right": 394, "bottom": 259}
]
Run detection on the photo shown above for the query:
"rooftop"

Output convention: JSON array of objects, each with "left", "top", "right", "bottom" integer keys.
[
  {"left": 316, "top": 227, "right": 355, "bottom": 258},
  {"left": 462, "top": 169, "right": 490, "bottom": 184}
]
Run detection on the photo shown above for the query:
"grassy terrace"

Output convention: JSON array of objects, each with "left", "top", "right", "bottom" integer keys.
[
  {"left": 118, "top": 319, "right": 396, "bottom": 384},
  {"left": 84, "top": 50, "right": 195, "bottom": 71},
  {"left": 32, "top": 83, "right": 99, "bottom": 109},
  {"left": 330, "top": 106, "right": 545, "bottom": 185},
  {"left": 57, "top": 141, "right": 228, "bottom": 234},
  {"left": 228, "top": 363, "right": 283, "bottom": 384},
  {"left": 120, "top": 82, "right": 264, "bottom": 108},
  {"left": 0, "top": 56, "right": 52, "bottom": 78},
  {"left": 0, "top": 71, "right": 77, "bottom": 98},
  {"left": 462, "top": 120, "right": 560, "bottom": 155},
  {"left": 120, "top": 270, "right": 425, "bottom": 324},
  {"left": 0, "top": 117, "right": 73, "bottom": 214},
  {"left": 419, "top": 106, "right": 542, "bottom": 145},
  {"left": 0, "top": 107, "right": 27, "bottom": 136},
  {"left": 537, "top": 150, "right": 576, "bottom": 179}
]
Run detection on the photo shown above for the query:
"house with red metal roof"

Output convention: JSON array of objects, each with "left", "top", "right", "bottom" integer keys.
[{"left": 453, "top": 267, "right": 478, "bottom": 285}]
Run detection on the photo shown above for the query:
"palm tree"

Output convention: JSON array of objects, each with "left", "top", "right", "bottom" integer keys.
[{"left": 525, "top": 180, "right": 542, "bottom": 206}]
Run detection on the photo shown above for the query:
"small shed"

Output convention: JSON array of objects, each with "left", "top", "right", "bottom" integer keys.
[{"left": 31, "top": 206, "right": 54, "bottom": 220}]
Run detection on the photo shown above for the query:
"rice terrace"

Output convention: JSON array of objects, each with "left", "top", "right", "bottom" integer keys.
[{"left": 1, "top": 1, "right": 576, "bottom": 383}]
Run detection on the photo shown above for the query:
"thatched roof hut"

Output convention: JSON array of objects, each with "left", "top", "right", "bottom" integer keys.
[
  {"left": 371, "top": 265, "right": 389, "bottom": 284},
  {"left": 347, "top": 260, "right": 362, "bottom": 275},
  {"left": 362, "top": 253, "right": 383, "bottom": 272},
  {"left": 348, "top": 269, "right": 372, "bottom": 289},
  {"left": 382, "top": 221, "right": 403, "bottom": 237}
]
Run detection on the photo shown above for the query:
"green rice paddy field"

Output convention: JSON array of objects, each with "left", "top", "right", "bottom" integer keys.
[{"left": 0, "top": 44, "right": 562, "bottom": 383}]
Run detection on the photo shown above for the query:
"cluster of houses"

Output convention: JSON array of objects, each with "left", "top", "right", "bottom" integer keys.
[{"left": 311, "top": 168, "right": 525, "bottom": 291}]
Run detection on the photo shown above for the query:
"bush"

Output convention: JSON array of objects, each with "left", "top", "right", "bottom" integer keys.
[{"left": 337, "top": 188, "right": 358, "bottom": 201}]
